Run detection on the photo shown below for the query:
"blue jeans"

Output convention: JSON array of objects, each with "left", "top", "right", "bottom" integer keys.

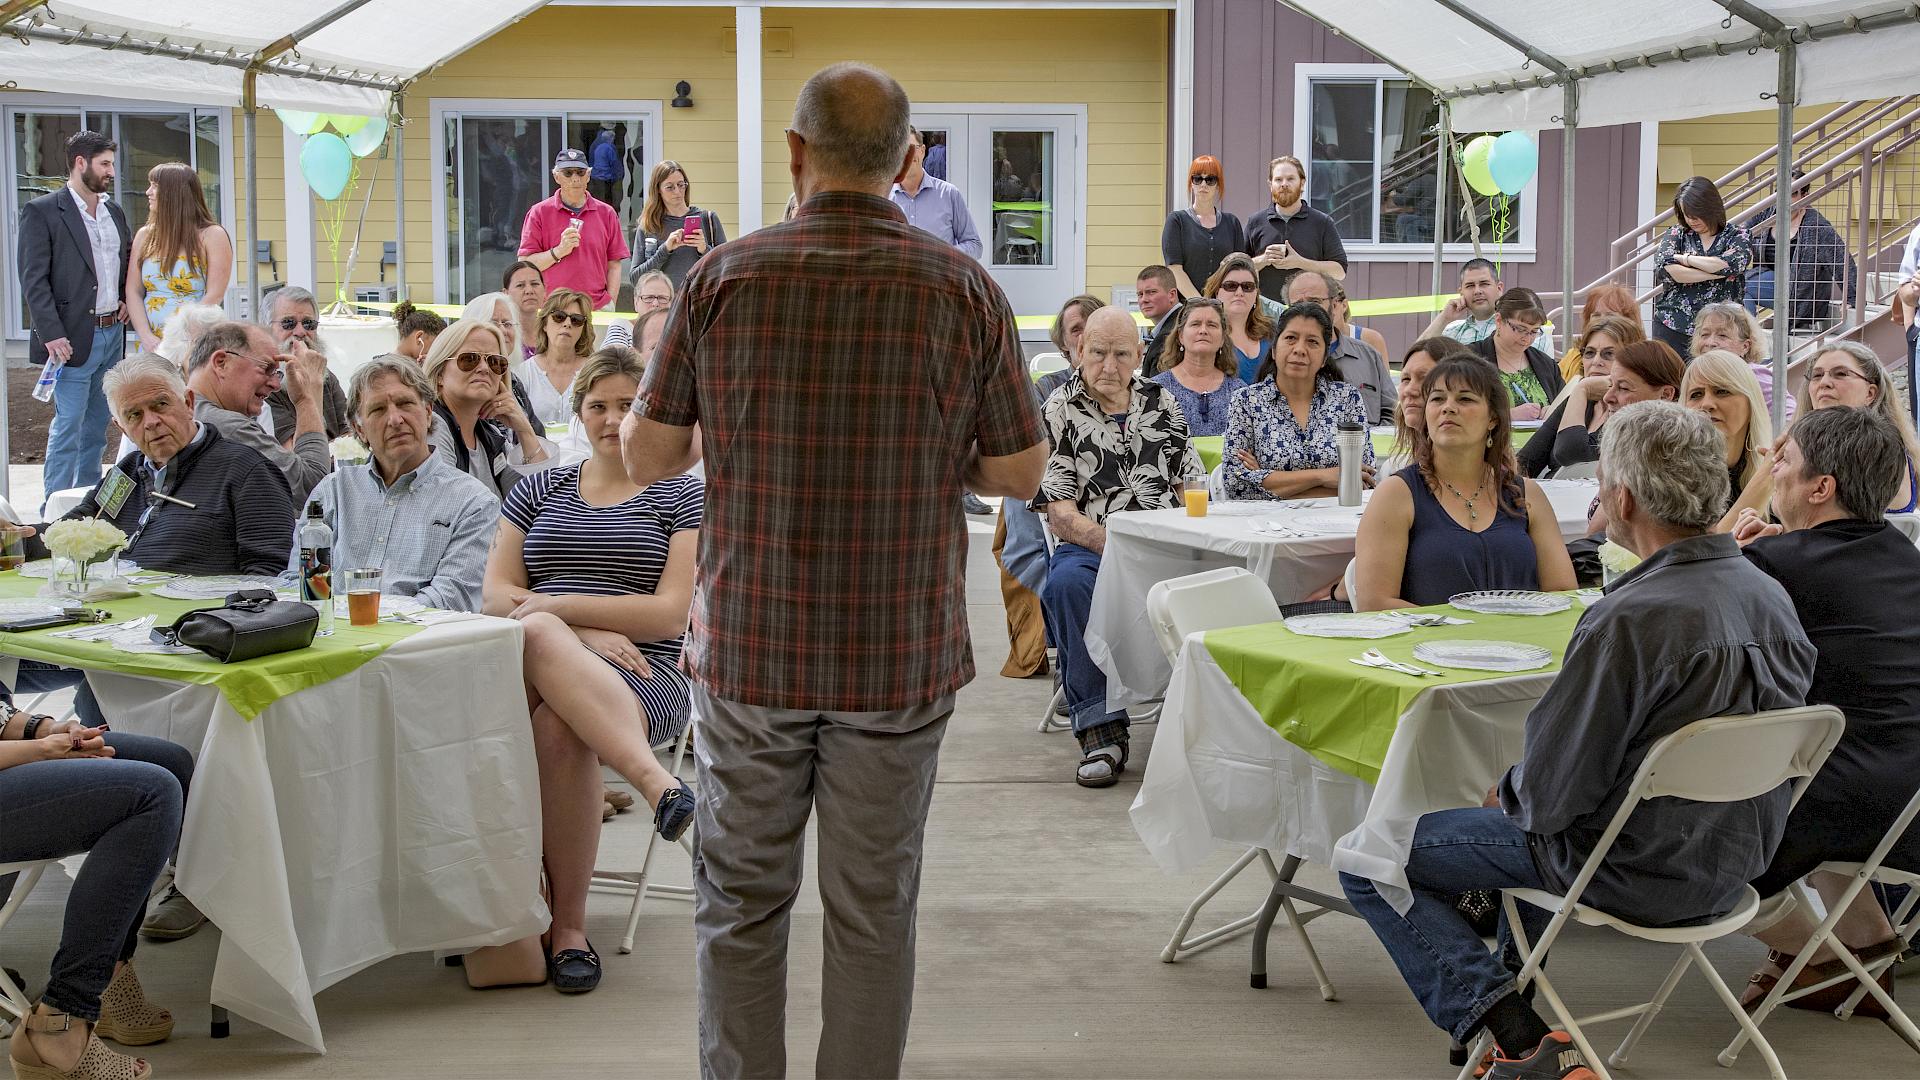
[
  {"left": 9, "top": 661, "right": 106, "bottom": 728},
  {"left": 1000, "top": 499, "right": 1049, "bottom": 597},
  {"left": 43, "top": 327, "right": 125, "bottom": 510},
  {"left": 1040, "top": 542, "right": 1126, "bottom": 746},
  {"left": 0, "top": 733, "right": 188, "bottom": 1020},
  {"left": 1340, "top": 807, "right": 1553, "bottom": 1044}
]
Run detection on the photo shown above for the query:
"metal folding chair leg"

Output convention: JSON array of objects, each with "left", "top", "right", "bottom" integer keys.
[
  {"left": 589, "top": 725, "right": 696, "bottom": 954},
  {"left": 1160, "top": 848, "right": 1280, "bottom": 962},
  {"left": 1246, "top": 855, "right": 1346, "bottom": 1000}
]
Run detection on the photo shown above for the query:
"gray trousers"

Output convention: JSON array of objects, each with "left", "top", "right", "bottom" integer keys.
[{"left": 691, "top": 685, "right": 952, "bottom": 1080}]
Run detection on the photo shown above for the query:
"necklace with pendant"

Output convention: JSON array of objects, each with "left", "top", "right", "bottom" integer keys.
[{"left": 1442, "top": 470, "right": 1491, "bottom": 523}]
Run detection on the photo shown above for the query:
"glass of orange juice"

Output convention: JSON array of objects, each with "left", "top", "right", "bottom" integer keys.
[{"left": 1184, "top": 487, "right": 1209, "bottom": 517}]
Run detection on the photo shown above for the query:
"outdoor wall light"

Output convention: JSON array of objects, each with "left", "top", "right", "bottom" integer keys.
[{"left": 671, "top": 81, "right": 694, "bottom": 108}]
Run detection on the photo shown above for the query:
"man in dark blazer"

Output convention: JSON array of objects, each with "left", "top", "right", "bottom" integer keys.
[
  {"left": 15, "top": 130, "right": 131, "bottom": 510},
  {"left": 1135, "top": 264, "right": 1181, "bottom": 376}
]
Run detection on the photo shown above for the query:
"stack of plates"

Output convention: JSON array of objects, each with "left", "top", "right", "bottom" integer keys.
[
  {"left": 1448, "top": 590, "right": 1572, "bottom": 616},
  {"left": 1411, "top": 640, "right": 1554, "bottom": 672},
  {"left": 154, "top": 575, "right": 287, "bottom": 601},
  {"left": 1283, "top": 612, "right": 1412, "bottom": 639}
]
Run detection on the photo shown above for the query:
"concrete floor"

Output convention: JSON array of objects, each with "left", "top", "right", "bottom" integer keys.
[{"left": 4, "top": 510, "right": 1917, "bottom": 1078}]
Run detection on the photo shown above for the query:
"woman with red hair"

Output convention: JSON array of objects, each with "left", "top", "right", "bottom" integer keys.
[
  {"left": 1161, "top": 155, "right": 1244, "bottom": 298},
  {"left": 1557, "top": 283, "right": 1642, "bottom": 383}
]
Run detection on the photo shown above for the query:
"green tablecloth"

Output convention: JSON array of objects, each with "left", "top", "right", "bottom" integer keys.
[
  {"left": 0, "top": 573, "right": 424, "bottom": 720},
  {"left": 1193, "top": 436, "right": 1223, "bottom": 472},
  {"left": 1203, "top": 600, "right": 1586, "bottom": 784}
]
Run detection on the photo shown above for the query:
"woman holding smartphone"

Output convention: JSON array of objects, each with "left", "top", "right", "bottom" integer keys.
[{"left": 630, "top": 160, "right": 727, "bottom": 291}]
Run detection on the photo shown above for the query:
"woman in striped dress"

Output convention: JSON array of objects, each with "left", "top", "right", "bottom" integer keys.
[{"left": 483, "top": 345, "right": 697, "bottom": 994}]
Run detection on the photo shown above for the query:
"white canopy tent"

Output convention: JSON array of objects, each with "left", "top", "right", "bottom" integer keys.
[{"left": 1275, "top": 0, "right": 1920, "bottom": 427}]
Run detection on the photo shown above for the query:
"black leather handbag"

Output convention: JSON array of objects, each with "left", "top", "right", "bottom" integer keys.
[{"left": 155, "top": 589, "right": 318, "bottom": 663}]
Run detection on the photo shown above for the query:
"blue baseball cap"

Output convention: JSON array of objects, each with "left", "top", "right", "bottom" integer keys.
[{"left": 552, "top": 148, "right": 589, "bottom": 170}]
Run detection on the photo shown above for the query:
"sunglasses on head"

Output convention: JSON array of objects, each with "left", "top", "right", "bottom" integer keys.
[
  {"left": 276, "top": 316, "right": 319, "bottom": 332},
  {"left": 1217, "top": 280, "right": 1258, "bottom": 294},
  {"left": 1182, "top": 298, "right": 1226, "bottom": 312},
  {"left": 1191, "top": 174, "right": 1219, "bottom": 185},
  {"left": 548, "top": 311, "right": 589, "bottom": 328},
  {"left": 453, "top": 351, "right": 509, "bottom": 375}
]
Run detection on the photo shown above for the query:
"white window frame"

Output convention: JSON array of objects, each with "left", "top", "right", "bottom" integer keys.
[
  {"left": 1, "top": 93, "right": 237, "bottom": 340},
  {"left": 428, "top": 97, "right": 664, "bottom": 304},
  {"left": 1293, "top": 64, "right": 1537, "bottom": 263}
]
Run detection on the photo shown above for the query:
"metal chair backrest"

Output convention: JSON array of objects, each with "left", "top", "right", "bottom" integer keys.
[{"left": 1145, "top": 566, "right": 1282, "bottom": 663}]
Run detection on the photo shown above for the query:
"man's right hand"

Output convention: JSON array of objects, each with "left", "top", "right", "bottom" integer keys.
[
  {"left": 283, "top": 341, "right": 327, "bottom": 405},
  {"left": 553, "top": 227, "right": 582, "bottom": 259},
  {"left": 43, "top": 337, "right": 73, "bottom": 364},
  {"left": 1439, "top": 295, "right": 1468, "bottom": 323}
]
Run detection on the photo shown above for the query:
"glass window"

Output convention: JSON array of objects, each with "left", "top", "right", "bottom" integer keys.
[
  {"left": 989, "top": 129, "right": 1052, "bottom": 267},
  {"left": 1306, "top": 77, "right": 1523, "bottom": 248}
]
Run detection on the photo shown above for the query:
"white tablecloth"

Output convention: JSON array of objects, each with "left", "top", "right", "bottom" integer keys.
[
  {"left": 1087, "top": 480, "right": 1598, "bottom": 709},
  {"left": 80, "top": 617, "right": 547, "bottom": 1052},
  {"left": 1130, "top": 634, "right": 1554, "bottom": 913}
]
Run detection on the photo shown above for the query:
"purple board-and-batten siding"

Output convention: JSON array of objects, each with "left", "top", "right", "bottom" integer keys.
[{"left": 1186, "top": 0, "right": 1643, "bottom": 351}]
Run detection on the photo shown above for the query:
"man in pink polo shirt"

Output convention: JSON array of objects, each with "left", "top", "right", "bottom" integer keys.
[{"left": 517, "top": 148, "right": 630, "bottom": 309}]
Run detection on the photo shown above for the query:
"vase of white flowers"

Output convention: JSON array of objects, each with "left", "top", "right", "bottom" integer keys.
[
  {"left": 1596, "top": 539, "right": 1640, "bottom": 588},
  {"left": 42, "top": 518, "right": 130, "bottom": 601}
]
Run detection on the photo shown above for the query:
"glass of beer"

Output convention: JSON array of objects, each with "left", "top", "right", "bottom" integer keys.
[
  {"left": 0, "top": 525, "right": 27, "bottom": 572},
  {"left": 1184, "top": 487, "right": 1209, "bottom": 518},
  {"left": 345, "top": 568, "right": 382, "bottom": 626}
]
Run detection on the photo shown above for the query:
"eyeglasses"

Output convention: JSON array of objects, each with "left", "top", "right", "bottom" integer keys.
[
  {"left": 1216, "top": 281, "right": 1258, "bottom": 294},
  {"left": 1191, "top": 175, "right": 1219, "bottom": 185},
  {"left": 1502, "top": 318, "right": 1542, "bottom": 336},
  {"left": 453, "top": 351, "right": 509, "bottom": 375},
  {"left": 548, "top": 311, "right": 589, "bottom": 328},
  {"left": 276, "top": 316, "right": 319, "bottom": 333},
  {"left": 638, "top": 293, "right": 672, "bottom": 307},
  {"left": 660, "top": 180, "right": 688, "bottom": 193},
  {"left": 224, "top": 349, "right": 284, "bottom": 382},
  {"left": 1808, "top": 366, "right": 1866, "bottom": 385}
]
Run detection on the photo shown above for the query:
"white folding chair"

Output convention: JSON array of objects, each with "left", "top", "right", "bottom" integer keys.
[
  {"left": 1548, "top": 460, "right": 1600, "bottom": 481},
  {"left": 0, "top": 859, "right": 56, "bottom": 1035},
  {"left": 1205, "top": 463, "right": 1227, "bottom": 501},
  {"left": 1722, "top": 782, "right": 1920, "bottom": 1065},
  {"left": 1454, "top": 705, "right": 1847, "bottom": 1080},
  {"left": 1028, "top": 351, "right": 1068, "bottom": 378},
  {"left": 1144, "top": 568, "right": 1335, "bottom": 988},
  {"left": 589, "top": 723, "right": 695, "bottom": 955}
]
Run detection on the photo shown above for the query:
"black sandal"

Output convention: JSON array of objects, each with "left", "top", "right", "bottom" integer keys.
[
  {"left": 548, "top": 940, "right": 602, "bottom": 994},
  {"left": 654, "top": 781, "right": 695, "bottom": 841},
  {"left": 1074, "top": 743, "right": 1128, "bottom": 788}
]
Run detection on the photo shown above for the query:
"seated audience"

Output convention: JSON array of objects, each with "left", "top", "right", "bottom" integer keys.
[
  {"left": 1149, "top": 298, "right": 1244, "bottom": 437},
  {"left": 1468, "top": 288, "right": 1564, "bottom": 421},
  {"left": 503, "top": 259, "right": 547, "bottom": 357},
  {"left": 483, "top": 348, "right": 698, "bottom": 993},
  {"left": 632, "top": 308, "right": 669, "bottom": 363},
  {"left": 1, "top": 700, "right": 190, "bottom": 1080},
  {"left": 1341, "top": 401, "right": 1815, "bottom": 1080},
  {"left": 424, "top": 318, "right": 556, "bottom": 500},
  {"left": 1729, "top": 406, "right": 1920, "bottom": 1014},
  {"left": 520, "top": 288, "right": 598, "bottom": 427},
  {"left": 391, "top": 300, "right": 448, "bottom": 361},
  {"left": 1036, "top": 294, "right": 1104, "bottom": 406},
  {"left": 150, "top": 301, "right": 224, "bottom": 371},
  {"left": 1748, "top": 168, "right": 1856, "bottom": 333},
  {"left": 1574, "top": 342, "right": 1688, "bottom": 539},
  {"left": 184, "top": 320, "right": 333, "bottom": 504},
  {"left": 1204, "top": 253, "right": 1274, "bottom": 383},
  {"left": 1800, "top": 342, "right": 1920, "bottom": 512},
  {"left": 296, "top": 358, "right": 496, "bottom": 613},
  {"left": 465, "top": 290, "right": 545, "bottom": 421},
  {"left": 1518, "top": 313, "right": 1645, "bottom": 478},
  {"left": 1037, "top": 308, "right": 1202, "bottom": 788},
  {"left": 1555, "top": 284, "right": 1641, "bottom": 383},
  {"left": 1422, "top": 257, "right": 1548, "bottom": 351},
  {"left": 1352, "top": 356, "right": 1576, "bottom": 610},
  {"left": 1223, "top": 302, "right": 1372, "bottom": 500},
  {"left": 1136, "top": 264, "right": 1183, "bottom": 375},
  {"left": 1692, "top": 301, "right": 1793, "bottom": 423},
  {"left": 1285, "top": 271, "right": 1393, "bottom": 424},
  {"left": 1379, "top": 337, "right": 1473, "bottom": 473},
  {"left": 1682, "top": 349, "right": 1775, "bottom": 530},
  {"left": 603, "top": 271, "right": 675, "bottom": 351},
  {"left": 260, "top": 286, "right": 351, "bottom": 441}
]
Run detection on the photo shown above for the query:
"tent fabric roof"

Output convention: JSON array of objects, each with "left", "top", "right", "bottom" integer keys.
[
  {"left": 1278, "top": 1, "right": 1920, "bottom": 131},
  {"left": 0, "top": 0, "right": 548, "bottom": 114}
]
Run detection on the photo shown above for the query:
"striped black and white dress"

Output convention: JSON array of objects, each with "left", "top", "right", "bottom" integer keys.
[{"left": 502, "top": 464, "right": 702, "bottom": 745}]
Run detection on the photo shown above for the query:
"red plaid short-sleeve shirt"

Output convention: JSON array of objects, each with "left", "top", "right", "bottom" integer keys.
[{"left": 636, "top": 191, "right": 1044, "bottom": 711}]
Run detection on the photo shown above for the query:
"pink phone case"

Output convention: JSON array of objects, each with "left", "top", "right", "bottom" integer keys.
[{"left": 683, "top": 214, "right": 703, "bottom": 237}]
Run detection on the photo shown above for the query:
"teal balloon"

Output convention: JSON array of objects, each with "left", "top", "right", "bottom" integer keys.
[
  {"left": 275, "top": 109, "right": 326, "bottom": 135},
  {"left": 1488, "top": 131, "right": 1539, "bottom": 196},
  {"left": 346, "top": 117, "right": 388, "bottom": 158},
  {"left": 1460, "top": 135, "right": 1501, "bottom": 198},
  {"left": 299, "top": 133, "right": 352, "bottom": 200}
]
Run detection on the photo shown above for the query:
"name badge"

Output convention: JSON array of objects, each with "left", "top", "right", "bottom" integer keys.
[{"left": 96, "top": 467, "right": 135, "bottom": 518}]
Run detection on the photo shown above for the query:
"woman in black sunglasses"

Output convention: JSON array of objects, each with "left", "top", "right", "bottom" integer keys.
[
  {"left": 423, "top": 318, "right": 555, "bottom": 499},
  {"left": 1162, "top": 155, "right": 1245, "bottom": 299},
  {"left": 524, "top": 288, "right": 598, "bottom": 427}
]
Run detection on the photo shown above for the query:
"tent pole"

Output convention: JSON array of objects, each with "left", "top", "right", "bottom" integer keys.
[
  {"left": 243, "top": 76, "right": 260, "bottom": 323},
  {"left": 392, "top": 91, "right": 406, "bottom": 302},
  {"left": 1431, "top": 100, "right": 1449, "bottom": 299},
  {"left": 1771, "top": 39, "right": 1794, "bottom": 432},
  {"left": 1561, "top": 80, "right": 1578, "bottom": 351}
]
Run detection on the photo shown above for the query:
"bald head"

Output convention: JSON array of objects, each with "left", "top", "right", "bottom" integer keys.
[
  {"left": 1083, "top": 306, "right": 1141, "bottom": 355},
  {"left": 789, "top": 63, "right": 913, "bottom": 194}
]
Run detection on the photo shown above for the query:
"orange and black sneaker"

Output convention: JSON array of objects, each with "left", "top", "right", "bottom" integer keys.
[{"left": 1483, "top": 1031, "right": 1597, "bottom": 1080}]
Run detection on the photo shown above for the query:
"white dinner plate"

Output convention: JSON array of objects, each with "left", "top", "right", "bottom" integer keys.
[
  {"left": 1289, "top": 511, "right": 1367, "bottom": 534},
  {"left": 154, "top": 575, "right": 287, "bottom": 600},
  {"left": 1283, "top": 612, "right": 1413, "bottom": 639},
  {"left": 1576, "top": 588, "right": 1605, "bottom": 605},
  {"left": 1411, "top": 639, "right": 1554, "bottom": 672},
  {"left": 1448, "top": 590, "right": 1573, "bottom": 616},
  {"left": 0, "top": 597, "right": 65, "bottom": 618}
]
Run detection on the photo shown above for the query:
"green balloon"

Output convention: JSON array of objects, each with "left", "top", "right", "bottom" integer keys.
[
  {"left": 275, "top": 109, "right": 327, "bottom": 135},
  {"left": 325, "top": 113, "right": 372, "bottom": 136},
  {"left": 1461, "top": 134, "right": 1501, "bottom": 198},
  {"left": 346, "top": 117, "right": 388, "bottom": 158}
]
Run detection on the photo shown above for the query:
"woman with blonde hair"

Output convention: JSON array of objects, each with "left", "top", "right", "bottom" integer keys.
[
  {"left": 423, "top": 318, "right": 555, "bottom": 500},
  {"left": 1162, "top": 155, "right": 1245, "bottom": 299},
  {"left": 1204, "top": 253, "right": 1276, "bottom": 383},
  {"left": 521, "top": 288, "right": 598, "bottom": 427},
  {"left": 630, "top": 160, "right": 726, "bottom": 290},
  {"left": 1682, "top": 348, "right": 1775, "bottom": 530},
  {"left": 1690, "top": 300, "right": 1793, "bottom": 422},
  {"left": 1799, "top": 341, "right": 1920, "bottom": 513},
  {"left": 125, "top": 162, "right": 231, "bottom": 352}
]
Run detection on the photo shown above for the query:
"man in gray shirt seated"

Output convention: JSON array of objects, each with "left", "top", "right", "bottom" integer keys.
[
  {"left": 1340, "top": 401, "right": 1816, "bottom": 1080},
  {"left": 294, "top": 357, "right": 496, "bottom": 612},
  {"left": 184, "top": 319, "right": 332, "bottom": 503}
]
